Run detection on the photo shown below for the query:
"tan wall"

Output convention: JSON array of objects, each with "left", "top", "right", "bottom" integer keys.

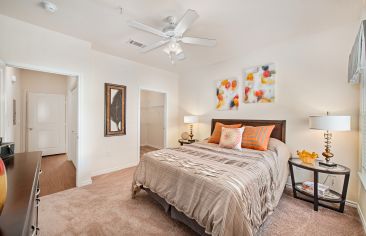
[
  {"left": 179, "top": 21, "right": 361, "bottom": 202},
  {"left": 18, "top": 69, "right": 68, "bottom": 152}
]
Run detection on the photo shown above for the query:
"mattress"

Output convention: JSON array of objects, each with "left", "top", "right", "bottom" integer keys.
[{"left": 132, "top": 138, "right": 290, "bottom": 236}]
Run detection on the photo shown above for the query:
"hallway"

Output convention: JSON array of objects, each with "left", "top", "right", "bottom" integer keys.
[{"left": 39, "top": 154, "right": 76, "bottom": 197}]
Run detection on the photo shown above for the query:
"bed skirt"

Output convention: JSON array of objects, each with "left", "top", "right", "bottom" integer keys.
[{"left": 143, "top": 187, "right": 210, "bottom": 236}]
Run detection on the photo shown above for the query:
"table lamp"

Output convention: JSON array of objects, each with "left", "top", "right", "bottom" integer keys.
[
  {"left": 309, "top": 113, "right": 351, "bottom": 167},
  {"left": 184, "top": 115, "right": 199, "bottom": 140}
]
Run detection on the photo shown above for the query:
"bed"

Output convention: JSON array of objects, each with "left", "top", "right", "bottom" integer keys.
[{"left": 132, "top": 119, "right": 290, "bottom": 236}]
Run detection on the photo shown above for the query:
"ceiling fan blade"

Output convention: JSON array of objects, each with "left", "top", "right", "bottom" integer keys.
[
  {"left": 127, "top": 20, "right": 167, "bottom": 38},
  {"left": 181, "top": 37, "right": 216, "bottom": 47},
  {"left": 174, "top": 9, "right": 199, "bottom": 36},
  {"left": 141, "top": 40, "right": 169, "bottom": 53}
]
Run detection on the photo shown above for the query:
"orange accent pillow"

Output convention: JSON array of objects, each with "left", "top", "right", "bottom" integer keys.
[
  {"left": 241, "top": 125, "right": 275, "bottom": 151},
  {"left": 208, "top": 122, "right": 242, "bottom": 144}
]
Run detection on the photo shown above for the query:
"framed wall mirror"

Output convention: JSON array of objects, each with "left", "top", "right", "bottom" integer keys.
[{"left": 104, "top": 83, "right": 126, "bottom": 136}]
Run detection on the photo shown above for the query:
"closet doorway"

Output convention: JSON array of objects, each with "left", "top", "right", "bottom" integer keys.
[{"left": 139, "top": 89, "right": 166, "bottom": 158}]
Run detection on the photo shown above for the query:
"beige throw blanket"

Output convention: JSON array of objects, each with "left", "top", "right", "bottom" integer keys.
[{"left": 133, "top": 139, "right": 290, "bottom": 236}]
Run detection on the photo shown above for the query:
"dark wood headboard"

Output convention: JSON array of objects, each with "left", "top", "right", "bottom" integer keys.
[{"left": 211, "top": 119, "right": 286, "bottom": 143}]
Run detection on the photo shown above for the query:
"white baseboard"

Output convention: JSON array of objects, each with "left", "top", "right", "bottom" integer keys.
[
  {"left": 346, "top": 199, "right": 358, "bottom": 208},
  {"left": 77, "top": 178, "right": 92, "bottom": 187},
  {"left": 356, "top": 202, "right": 366, "bottom": 233},
  {"left": 75, "top": 161, "right": 139, "bottom": 188},
  {"left": 346, "top": 200, "right": 366, "bottom": 233},
  {"left": 91, "top": 161, "right": 138, "bottom": 178},
  {"left": 70, "top": 159, "right": 77, "bottom": 169}
]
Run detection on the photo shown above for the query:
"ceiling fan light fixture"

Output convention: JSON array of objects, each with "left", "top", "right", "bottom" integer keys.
[
  {"left": 167, "top": 51, "right": 176, "bottom": 64},
  {"left": 163, "top": 41, "right": 182, "bottom": 55},
  {"left": 168, "top": 41, "right": 178, "bottom": 50},
  {"left": 163, "top": 42, "right": 183, "bottom": 64},
  {"left": 127, "top": 9, "right": 216, "bottom": 64}
]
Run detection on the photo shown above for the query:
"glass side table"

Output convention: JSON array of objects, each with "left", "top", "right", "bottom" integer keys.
[
  {"left": 178, "top": 139, "right": 198, "bottom": 146},
  {"left": 288, "top": 158, "right": 350, "bottom": 213}
]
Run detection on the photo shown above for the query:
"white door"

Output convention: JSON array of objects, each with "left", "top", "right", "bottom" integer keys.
[
  {"left": 68, "top": 88, "right": 78, "bottom": 168},
  {"left": 27, "top": 93, "right": 66, "bottom": 156}
]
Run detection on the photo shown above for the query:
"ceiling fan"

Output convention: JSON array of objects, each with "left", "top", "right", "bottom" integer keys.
[{"left": 127, "top": 9, "right": 216, "bottom": 64}]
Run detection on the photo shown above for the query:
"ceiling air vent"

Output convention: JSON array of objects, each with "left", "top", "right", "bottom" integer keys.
[{"left": 128, "top": 39, "right": 145, "bottom": 48}]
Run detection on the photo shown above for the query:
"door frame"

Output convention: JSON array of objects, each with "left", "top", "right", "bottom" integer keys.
[
  {"left": 4, "top": 61, "right": 82, "bottom": 185},
  {"left": 68, "top": 87, "right": 78, "bottom": 167},
  {"left": 137, "top": 88, "right": 168, "bottom": 161},
  {"left": 0, "top": 60, "right": 6, "bottom": 139}
]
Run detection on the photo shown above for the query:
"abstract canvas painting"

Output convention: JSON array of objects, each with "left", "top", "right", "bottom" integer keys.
[
  {"left": 216, "top": 79, "right": 239, "bottom": 110},
  {"left": 105, "top": 83, "right": 126, "bottom": 136},
  {"left": 243, "top": 64, "right": 276, "bottom": 103}
]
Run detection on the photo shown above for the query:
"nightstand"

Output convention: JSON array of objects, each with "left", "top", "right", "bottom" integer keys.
[
  {"left": 288, "top": 158, "right": 350, "bottom": 213},
  {"left": 178, "top": 139, "right": 197, "bottom": 146}
]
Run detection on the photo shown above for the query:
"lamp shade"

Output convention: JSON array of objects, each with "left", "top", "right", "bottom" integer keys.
[
  {"left": 184, "top": 115, "right": 199, "bottom": 124},
  {"left": 309, "top": 115, "right": 351, "bottom": 131}
]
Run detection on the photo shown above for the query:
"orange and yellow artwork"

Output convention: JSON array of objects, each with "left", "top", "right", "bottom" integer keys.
[
  {"left": 216, "top": 79, "right": 239, "bottom": 110},
  {"left": 243, "top": 64, "right": 275, "bottom": 103}
]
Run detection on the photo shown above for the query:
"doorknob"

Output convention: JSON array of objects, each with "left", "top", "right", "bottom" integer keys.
[{"left": 29, "top": 128, "right": 33, "bottom": 131}]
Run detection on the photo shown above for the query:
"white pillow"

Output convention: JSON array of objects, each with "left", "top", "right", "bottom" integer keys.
[{"left": 219, "top": 127, "right": 245, "bottom": 150}]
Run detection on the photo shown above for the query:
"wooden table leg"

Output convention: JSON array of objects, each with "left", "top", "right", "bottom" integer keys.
[
  {"left": 289, "top": 162, "right": 297, "bottom": 198},
  {"left": 339, "top": 173, "right": 350, "bottom": 213},
  {"left": 314, "top": 171, "right": 319, "bottom": 211}
]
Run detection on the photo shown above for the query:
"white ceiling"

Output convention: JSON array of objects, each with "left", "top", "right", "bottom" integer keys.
[{"left": 0, "top": 0, "right": 362, "bottom": 73}]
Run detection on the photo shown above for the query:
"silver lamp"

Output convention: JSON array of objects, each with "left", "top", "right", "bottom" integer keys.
[
  {"left": 184, "top": 116, "right": 199, "bottom": 140},
  {"left": 309, "top": 113, "right": 351, "bottom": 167}
]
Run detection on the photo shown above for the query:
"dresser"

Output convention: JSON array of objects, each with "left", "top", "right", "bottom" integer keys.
[{"left": 0, "top": 152, "right": 42, "bottom": 236}]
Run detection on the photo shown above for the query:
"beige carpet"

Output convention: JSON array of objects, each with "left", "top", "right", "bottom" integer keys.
[
  {"left": 39, "top": 165, "right": 365, "bottom": 236},
  {"left": 140, "top": 145, "right": 159, "bottom": 157}
]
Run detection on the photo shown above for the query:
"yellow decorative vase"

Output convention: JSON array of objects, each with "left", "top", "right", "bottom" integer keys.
[{"left": 0, "top": 159, "right": 7, "bottom": 214}]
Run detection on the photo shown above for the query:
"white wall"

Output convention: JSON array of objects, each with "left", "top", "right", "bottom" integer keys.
[
  {"left": 140, "top": 90, "right": 165, "bottom": 149},
  {"left": 0, "top": 14, "right": 180, "bottom": 186},
  {"left": 3, "top": 66, "right": 21, "bottom": 152},
  {"left": 2, "top": 11, "right": 361, "bottom": 209},
  {"left": 179, "top": 21, "right": 361, "bottom": 202},
  {"left": 88, "top": 51, "right": 179, "bottom": 176},
  {"left": 0, "top": 14, "right": 91, "bottom": 185}
]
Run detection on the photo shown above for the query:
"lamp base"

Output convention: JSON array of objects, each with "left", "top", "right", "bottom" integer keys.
[
  {"left": 189, "top": 124, "right": 194, "bottom": 140},
  {"left": 319, "top": 161, "right": 337, "bottom": 167}
]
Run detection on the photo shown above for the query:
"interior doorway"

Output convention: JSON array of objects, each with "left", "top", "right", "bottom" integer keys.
[
  {"left": 27, "top": 92, "right": 66, "bottom": 155},
  {"left": 0, "top": 65, "right": 79, "bottom": 196},
  {"left": 139, "top": 89, "right": 167, "bottom": 157}
]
